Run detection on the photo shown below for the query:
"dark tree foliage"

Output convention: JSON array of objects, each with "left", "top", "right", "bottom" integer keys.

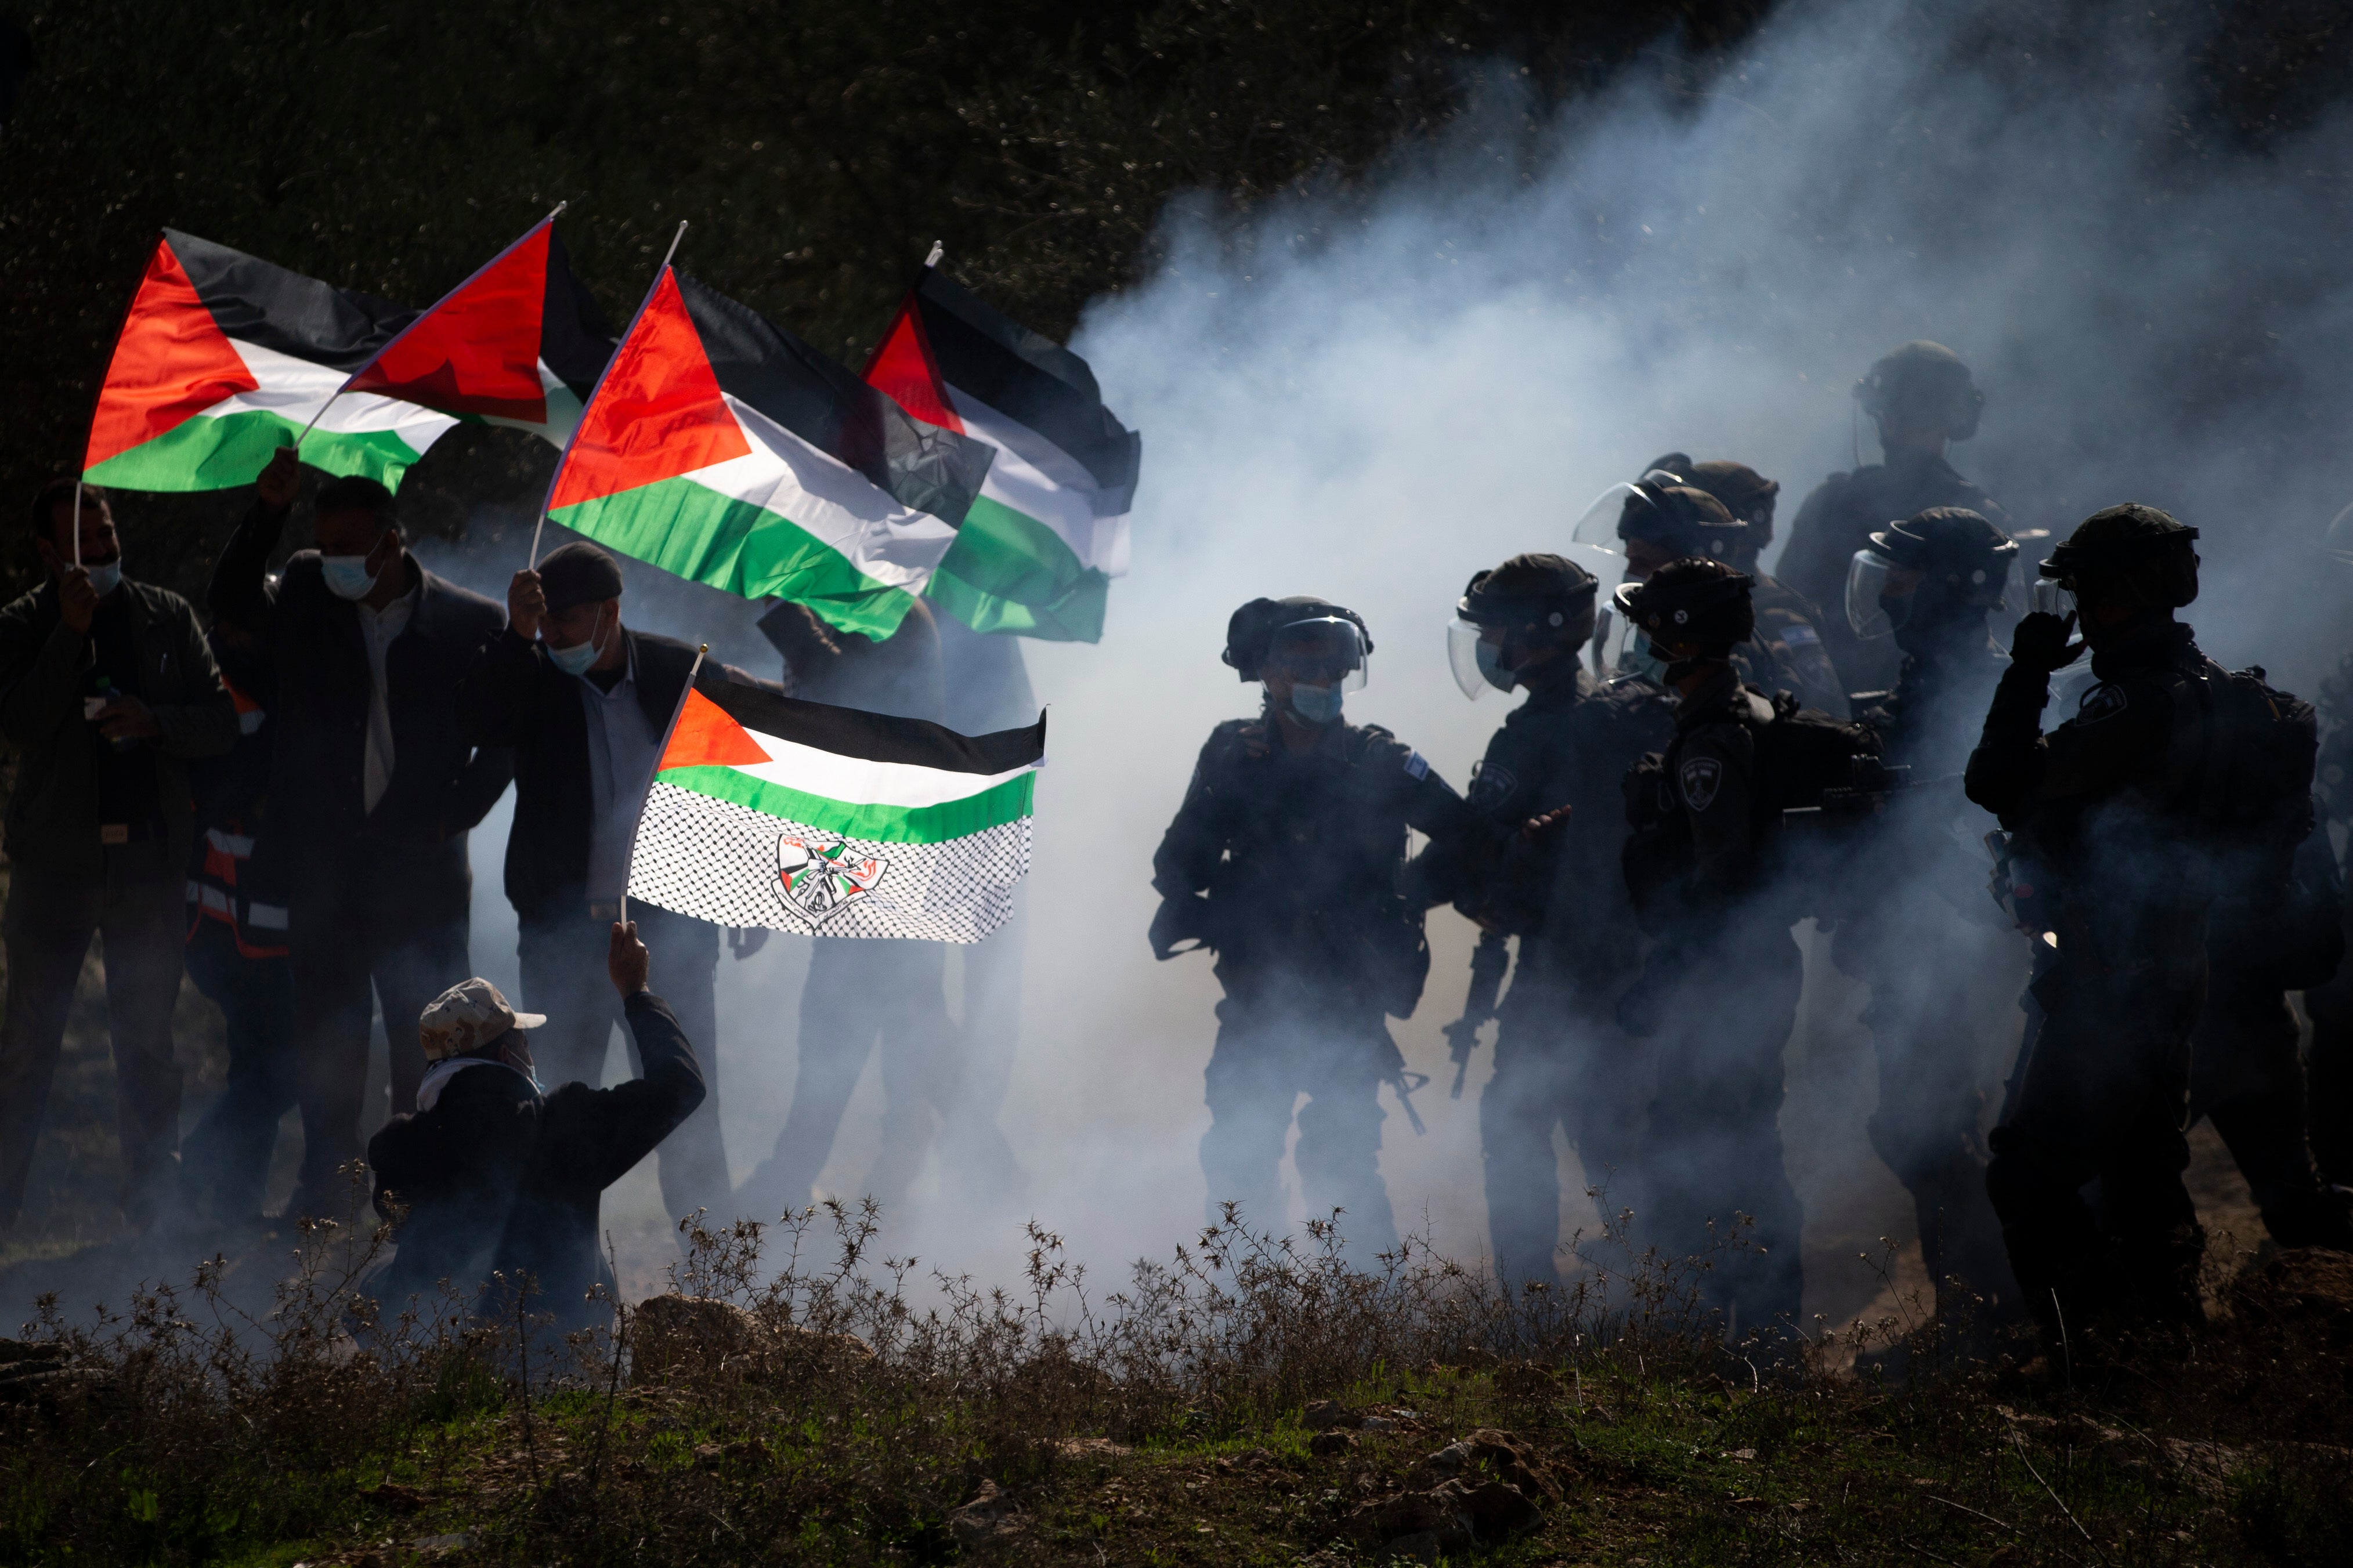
[{"left": 3, "top": 1, "right": 2347, "bottom": 600}]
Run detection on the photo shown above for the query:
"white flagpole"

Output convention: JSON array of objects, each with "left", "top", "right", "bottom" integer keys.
[
  {"left": 531, "top": 218, "right": 686, "bottom": 569},
  {"left": 924, "top": 240, "right": 943, "bottom": 269},
  {"left": 70, "top": 479, "right": 82, "bottom": 567},
  {"left": 618, "top": 640, "right": 709, "bottom": 928}
]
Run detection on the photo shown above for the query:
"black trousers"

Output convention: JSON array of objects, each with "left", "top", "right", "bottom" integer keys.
[
  {"left": 2189, "top": 961, "right": 2351, "bottom": 1249},
  {"left": 517, "top": 900, "right": 726, "bottom": 1226},
  {"left": 0, "top": 850, "right": 185, "bottom": 1227},
  {"left": 1986, "top": 954, "right": 2205, "bottom": 1341},
  {"left": 287, "top": 850, "right": 469, "bottom": 1212}
]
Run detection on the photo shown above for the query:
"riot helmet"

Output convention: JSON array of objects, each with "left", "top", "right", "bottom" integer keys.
[
  {"left": 1854, "top": 341, "right": 1983, "bottom": 445},
  {"left": 1226, "top": 595, "right": 1372, "bottom": 727},
  {"left": 1611, "top": 556, "right": 1756, "bottom": 663},
  {"left": 1684, "top": 461, "right": 1781, "bottom": 558},
  {"left": 2037, "top": 504, "right": 2200, "bottom": 625},
  {"left": 1572, "top": 479, "right": 1747, "bottom": 581},
  {"left": 1846, "top": 506, "right": 2019, "bottom": 640},
  {"left": 1448, "top": 552, "right": 1599, "bottom": 698}
]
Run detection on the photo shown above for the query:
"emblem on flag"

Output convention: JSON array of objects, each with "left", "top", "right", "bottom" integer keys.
[{"left": 776, "top": 836, "right": 887, "bottom": 925}]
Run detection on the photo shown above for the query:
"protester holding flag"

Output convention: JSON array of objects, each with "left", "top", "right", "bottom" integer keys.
[
  {"left": 209, "top": 448, "right": 513, "bottom": 1219},
  {"left": 0, "top": 481, "right": 237, "bottom": 1233},
  {"left": 457, "top": 541, "right": 766, "bottom": 1229}
]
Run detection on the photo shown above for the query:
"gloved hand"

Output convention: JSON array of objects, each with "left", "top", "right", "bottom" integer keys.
[
  {"left": 1148, "top": 893, "right": 1213, "bottom": 960},
  {"left": 2008, "top": 610, "right": 2085, "bottom": 674}
]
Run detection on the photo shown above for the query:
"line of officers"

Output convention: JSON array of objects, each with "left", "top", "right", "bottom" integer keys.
[{"left": 1150, "top": 341, "right": 2353, "bottom": 1356}]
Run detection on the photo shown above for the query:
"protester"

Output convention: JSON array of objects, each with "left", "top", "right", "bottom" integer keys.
[
  {"left": 459, "top": 540, "right": 761, "bottom": 1227},
  {"left": 367, "top": 976, "right": 545, "bottom": 1313},
  {"left": 0, "top": 480, "right": 238, "bottom": 1233},
  {"left": 175, "top": 621, "right": 298, "bottom": 1227},
  {"left": 209, "top": 446, "right": 512, "bottom": 1218},
  {"left": 487, "top": 920, "right": 706, "bottom": 1334},
  {"left": 733, "top": 599, "right": 959, "bottom": 1223}
]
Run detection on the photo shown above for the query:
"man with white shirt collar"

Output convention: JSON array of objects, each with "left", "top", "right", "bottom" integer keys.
[
  {"left": 210, "top": 446, "right": 514, "bottom": 1220},
  {"left": 460, "top": 541, "right": 765, "bottom": 1229}
]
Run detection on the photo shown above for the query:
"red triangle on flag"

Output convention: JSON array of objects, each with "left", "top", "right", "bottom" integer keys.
[
  {"left": 346, "top": 219, "right": 552, "bottom": 421},
  {"left": 659, "top": 687, "right": 772, "bottom": 772},
  {"left": 84, "top": 235, "right": 262, "bottom": 472},
  {"left": 862, "top": 292, "right": 963, "bottom": 433},
  {"left": 550, "top": 270, "right": 750, "bottom": 510}
]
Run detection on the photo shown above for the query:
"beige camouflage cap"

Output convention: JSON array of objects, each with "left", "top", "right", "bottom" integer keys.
[{"left": 418, "top": 977, "right": 547, "bottom": 1063}]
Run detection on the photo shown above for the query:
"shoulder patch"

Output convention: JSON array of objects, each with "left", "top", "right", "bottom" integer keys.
[
  {"left": 2076, "top": 683, "right": 2129, "bottom": 725},
  {"left": 1679, "top": 755, "right": 1723, "bottom": 813},
  {"left": 1466, "top": 761, "right": 1516, "bottom": 810},
  {"left": 1403, "top": 750, "right": 1430, "bottom": 780}
]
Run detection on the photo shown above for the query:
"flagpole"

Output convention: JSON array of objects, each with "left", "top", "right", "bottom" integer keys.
[
  {"left": 530, "top": 218, "right": 687, "bottom": 568},
  {"left": 924, "top": 240, "right": 942, "bottom": 269},
  {"left": 298, "top": 200, "right": 575, "bottom": 461},
  {"left": 619, "top": 640, "right": 709, "bottom": 927},
  {"left": 70, "top": 480, "right": 81, "bottom": 568}
]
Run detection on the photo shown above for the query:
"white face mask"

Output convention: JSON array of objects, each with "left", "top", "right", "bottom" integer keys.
[
  {"left": 320, "top": 554, "right": 379, "bottom": 600},
  {"left": 83, "top": 559, "right": 123, "bottom": 598},
  {"left": 548, "top": 627, "right": 604, "bottom": 677}
]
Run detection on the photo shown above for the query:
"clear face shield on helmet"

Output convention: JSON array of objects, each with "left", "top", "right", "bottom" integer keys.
[
  {"left": 2324, "top": 499, "right": 2353, "bottom": 566},
  {"left": 1263, "top": 616, "right": 1368, "bottom": 723},
  {"left": 1568, "top": 470, "right": 1687, "bottom": 553},
  {"left": 1845, "top": 548, "right": 1921, "bottom": 639},
  {"left": 1447, "top": 616, "right": 1504, "bottom": 700},
  {"left": 1609, "top": 614, "right": 1671, "bottom": 685}
]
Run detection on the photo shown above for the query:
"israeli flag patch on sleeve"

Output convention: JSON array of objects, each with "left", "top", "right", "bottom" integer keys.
[{"left": 1404, "top": 751, "right": 1431, "bottom": 780}]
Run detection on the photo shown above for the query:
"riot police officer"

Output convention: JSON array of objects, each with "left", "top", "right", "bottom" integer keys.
[
  {"left": 1649, "top": 455, "right": 1845, "bottom": 716},
  {"left": 1150, "top": 598, "right": 1465, "bottom": 1255},
  {"left": 1613, "top": 559, "right": 1810, "bottom": 1334},
  {"left": 1967, "top": 504, "right": 2284, "bottom": 1349},
  {"left": 1424, "top": 555, "right": 1675, "bottom": 1285},
  {"left": 1831, "top": 508, "right": 2025, "bottom": 1313},
  {"left": 1780, "top": 342, "right": 2010, "bottom": 698}
]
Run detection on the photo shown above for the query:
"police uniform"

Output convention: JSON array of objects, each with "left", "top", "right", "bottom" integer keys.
[
  {"left": 1152, "top": 710, "right": 1462, "bottom": 1253},
  {"left": 1831, "top": 638, "right": 2023, "bottom": 1308},
  {"left": 1747, "top": 574, "right": 1848, "bottom": 719},
  {"left": 1967, "top": 617, "right": 2220, "bottom": 1334},
  {"left": 1631, "top": 664, "right": 1806, "bottom": 1332},
  {"left": 2298, "top": 651, "right": 2353, "bottom": 1191},
  {"left": 1420, "top": 669, "right": 1674, "bottom": 1285},
  {"left": 1780, "top": 456, "right": 2009, "bottom": 698}
]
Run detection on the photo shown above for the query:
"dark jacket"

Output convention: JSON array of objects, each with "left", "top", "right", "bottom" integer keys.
[
  {"left": 457, "top": 626, "right": 770, "bottom": 921},
  {"left": 1778, "top": 453, "right": 2009, "bottom": 697},
  {"left": 0, "top": 578, "right": 237, "bottom": 879},
  {"left": 489, "top": 990, "right": 704, "bottom": 1328},
  {"left": 208, "top": 503, "right": 513, "bottom": 914},
  {"left": 186, "top": 633, "right": 290, "bottom": 953},
  {"left": 1416, "top": 669, "right": 1674, "bottom": 1001},
  {"left": 1152, "top": 711, "right": 1465, "bottom": 1018},
  {"left": 367, "top": 1057, "right": 544, "bottom": 1308}
]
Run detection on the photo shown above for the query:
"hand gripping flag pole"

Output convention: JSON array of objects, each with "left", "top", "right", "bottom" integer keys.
[
  {"left": 285, "top": 201, "right": 573, "bottom": 464},
  {"left": 529, "top": 219, "right": 688, "bottom": 568},
  {"left": 617, "top": 642, "right": 710, "bottom": 928}
]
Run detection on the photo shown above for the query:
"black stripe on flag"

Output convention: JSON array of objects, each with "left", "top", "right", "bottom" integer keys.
[
  {"left": 676, "top": 273, "right": 992, "bottom": 527},
  {"left": 165, "top": 230, "right": 417, "bottom": 372},
  {"left": 540, "top": 226, "right": 616, "bottom": 399},
  {"left": 915, "top": 269, "right": 1141, "bottom": 502},
  {"left": 696, "top": 672, "right": 1046, "bottom": 778}
]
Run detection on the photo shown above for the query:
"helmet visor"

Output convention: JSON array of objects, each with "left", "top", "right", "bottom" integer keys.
[
  {"left": 2029, "top": 578, "right": 2077, "bottom": 618},
  {"left": 1264, "top": 616, "right": 1369, "bottom": 694},
  {"left": 1845, "top": 548, "right": 1919, "bottom": 639},
  {"left": 1447, "top": 617, "right": 1494, "bottom": 700},
  {"left": 1570, "top": 481, "right": 1648, "bottom": 551},
  {"left": 1611, "top": 615, "right": 1670, "bottom": 685}
]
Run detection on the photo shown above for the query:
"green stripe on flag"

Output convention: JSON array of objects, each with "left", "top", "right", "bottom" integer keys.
[
  {"left": 924, "top": 495, "right": 1109, "bottom": 642},
  {"left": 84, "top": 408, "right": 427, "bottom": 492},
  {"left": 654, "top": 764, "right": 1035, "bottom": 844},
  {"left": 553, "top": 475, "right": 920, "bottom": 639}
]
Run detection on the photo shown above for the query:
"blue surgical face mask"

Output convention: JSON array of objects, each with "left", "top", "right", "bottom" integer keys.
[
  {"left": 1474, "top": 637, "right": 1516, "bottom": 693},
  {"left": 320, "top": 555, "right": 379, "bottom": 601},
  {"left": 1286, "top": 680, "right": 1344, "bottom": 726},
  {"left": 548, "top": 631, "right": 602, "bottom": 677},
  {"left": 83, "top": 559, "right": 123, "bottom": 598}
]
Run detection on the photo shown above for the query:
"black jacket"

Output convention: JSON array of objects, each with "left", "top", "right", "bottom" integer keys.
[
  {"left": 0, "top": 578, "right": 237, "bottom": 879},
  {"left": 209, "top": 503, "right": 513, "bottom": 912},
  {"left": 367, "top": 1059, "right": 544, "bottom": 1308},
  {"left": 457, "top": 625, "right": 769, "bottom": 921},
  {"left": 489, "top": 990, "right": 704, "bottom": 1329}
]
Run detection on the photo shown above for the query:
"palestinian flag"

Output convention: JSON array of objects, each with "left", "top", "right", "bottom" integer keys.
[
  {"left": 628, "top": 678, "right": 1044, "bottom": 943},
  {"left": 341, "top": 211, "right": 613, "bottom": 447},
  {"left": 864, "top": 267, "right": 1141, "bottom": 642},
  {"left": 81, "top": 230, "right": 449, "bottom": 491},
  {"left": 547, "top": 267, "right": 993, "bottom": 639}
]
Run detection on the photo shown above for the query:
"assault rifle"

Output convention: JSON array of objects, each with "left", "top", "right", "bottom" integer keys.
[
  {"left": 1444, "top": 930, "right": 1512, "bottom": 1099},
  {"left": 1780, "top": 761, "right": 1965, "bottom": 829}
]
